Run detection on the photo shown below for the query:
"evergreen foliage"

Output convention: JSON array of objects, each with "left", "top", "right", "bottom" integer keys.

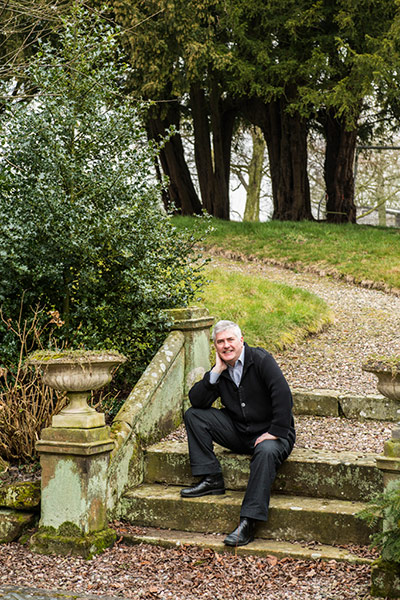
[
  {"left": 0, "top": 6, "right": 204, "bottom": 382},
  {"left": 359, "top": 480, "right": 400, "bottom": 562},
  {"left": 111, "top": 0, "right": 400, "bottom": 222}
]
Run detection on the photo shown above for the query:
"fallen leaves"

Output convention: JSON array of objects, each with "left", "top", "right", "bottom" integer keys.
[{"left": 0, "top": 542, "right": 374, "bottom": 600}]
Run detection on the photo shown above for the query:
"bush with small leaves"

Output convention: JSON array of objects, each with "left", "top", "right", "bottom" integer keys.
[{"left": 0, "top": 6, "right": 205, "bottom": 393}]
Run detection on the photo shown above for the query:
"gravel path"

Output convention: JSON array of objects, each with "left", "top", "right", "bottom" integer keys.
[{"left": 207, "top": 251, "right": 400, "bottom": 396}]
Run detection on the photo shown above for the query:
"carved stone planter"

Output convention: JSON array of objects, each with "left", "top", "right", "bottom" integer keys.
[
  {"left": 362, "top": 356, "right": 400, "bottom": 402},
  {"left": 29, "top": 351, "right": 126, "bottom": 428},
  {"left": 363, "top": 355, "right": 400, "bottom": 485},
  {"left": 28, "top": 350, "right": 126, "bottom": 558}
]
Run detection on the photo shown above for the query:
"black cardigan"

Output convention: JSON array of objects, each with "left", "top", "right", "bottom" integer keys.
[{"left": 188, "top": 343, "right": 295, "bottom": 440}]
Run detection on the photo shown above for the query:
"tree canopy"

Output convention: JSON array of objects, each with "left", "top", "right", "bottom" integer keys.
[{"left": 111, "top": 0, "right": 400, "bottom": 222}]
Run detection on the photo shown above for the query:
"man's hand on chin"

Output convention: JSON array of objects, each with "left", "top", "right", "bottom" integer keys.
[
  {"left": 254, "top": 432, "right": 279, "bottom": 446},
  {"left": 212, "top": 352, "right": 228, "bottom": 375}
]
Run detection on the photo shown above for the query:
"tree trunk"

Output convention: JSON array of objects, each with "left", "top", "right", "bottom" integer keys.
[
  {"left": 321, "top": 109, "right": 357, "bottom": 224},
  {"left": 209, "top": 82, "right": 235, "bottom": 220},
  {"left": 377, "top": 169, "right": 386, "bottom": 226},
  {"left": 190, "top": 84, "right": 214, "bottom": 214},
  {"left": 190, "top": 82, "right": 236, "bottom": 219},
  {"left": 243, "top": 126, "right": 265, "bottom": 221},
  {"left": 146, "top": 103, "right": 202, "bottom": 215},
  {"left": 241, "top": 96, "right": 313, "bottom": 221}
]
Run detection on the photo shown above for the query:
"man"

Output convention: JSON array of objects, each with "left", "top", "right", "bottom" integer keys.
[{"left": 181, "top": 320, "right": 295, "bottom": 547}]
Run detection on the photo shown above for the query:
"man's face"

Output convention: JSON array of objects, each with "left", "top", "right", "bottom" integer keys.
[{"left": 214, "top": 328, "right": 244, "bottom": 366}]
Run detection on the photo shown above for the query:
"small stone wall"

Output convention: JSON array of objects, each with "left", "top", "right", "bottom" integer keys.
[
  {"left": 107, "top": 330, "right": 186, "bottom": 515},
  {"left": 0, "top": 481, "right": 40, "bottom": 543},
  {"left": 292, "top": 388, "right": 400, "bottom": 421}
]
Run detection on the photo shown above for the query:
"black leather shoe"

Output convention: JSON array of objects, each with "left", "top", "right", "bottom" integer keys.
[
  {"left": 224, "top": 517, "right": 256, "bottom": 546},
  {"left": 180, "top": 474, "right": 225, "bottom": 498}
]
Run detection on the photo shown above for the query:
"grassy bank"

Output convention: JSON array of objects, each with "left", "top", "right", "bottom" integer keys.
[
  {"left": 199, "top": 266, "right": 333, "bottom": 352},
  {"left": 175, "top": 217, "right": 400, "bottom": 289}
]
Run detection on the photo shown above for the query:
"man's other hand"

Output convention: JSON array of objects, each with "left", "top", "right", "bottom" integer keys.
[{"left": 254, "top": 432, "right": 279, "bottom": 446}]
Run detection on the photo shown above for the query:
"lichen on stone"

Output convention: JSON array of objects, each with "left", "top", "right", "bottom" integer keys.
[
  {"left": 363, "top": 354, "right": 400, "bottom": 377},
  {"left": 27, "top": 349, "right": 127, "bottom": 365}
]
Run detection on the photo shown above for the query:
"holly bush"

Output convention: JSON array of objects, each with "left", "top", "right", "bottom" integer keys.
[{"left": 0, "top": 6, "right": 205, "bottom": 385}]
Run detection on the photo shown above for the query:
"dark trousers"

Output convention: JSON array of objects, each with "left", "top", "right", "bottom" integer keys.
[{"left": 184, "top": 406, "right": 294, "bottom": 521}]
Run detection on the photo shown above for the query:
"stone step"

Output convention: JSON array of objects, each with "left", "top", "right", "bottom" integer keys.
[
  {"left": 120, "top": 526, "right": 372, "bottom": 565},
  {"left": 144, "top": 441, "right": 383, "bottom": 502},
  {"left": 120, "top": 484, "right": 377, "bottom": 546},
  {"left": 292, "top": 388, "right": 400, "bottom": 421}
]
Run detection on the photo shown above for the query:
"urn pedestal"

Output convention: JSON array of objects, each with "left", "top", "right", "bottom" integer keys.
[
  {"left": 28, "top": 352, "right": 126, "bottom": 558},
  {"left": 363, "top": 357, "right": 400, "bottom": 597}
]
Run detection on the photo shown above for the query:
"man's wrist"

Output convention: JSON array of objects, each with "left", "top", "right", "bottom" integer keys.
[{"left": 209, "top": 369, "right": 221, "bottom": 384}]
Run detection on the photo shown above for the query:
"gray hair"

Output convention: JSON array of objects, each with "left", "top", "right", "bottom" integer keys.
[{"left": 212, "top": 320, "right": 242, "bottom": 342}]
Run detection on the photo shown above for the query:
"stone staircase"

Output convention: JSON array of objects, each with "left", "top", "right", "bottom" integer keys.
[{"left": 118, "top": 438, "right": 383, "bottom": 563}]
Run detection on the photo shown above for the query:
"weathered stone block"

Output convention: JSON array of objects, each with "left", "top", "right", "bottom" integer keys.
[
  {"left": 0, "top": 508, "right": 37, "bottom": 542},
  {"left": 275, "top": 448, "right": 383, "bottom": 501},
  {"left": 0, "top": 481, "right": 40, "bottom": 511},
  {"left": 340, "top": 394, "right": 400, "bottom": 422},
  {"left": 144, "top": 442, "right": 383, "bottom": 501},
  {"left": 292, "top": 389, "right": 339, "bottom": 417},
  {"left": 371, "top": 560, "right": 400, "bottom": 598},
  {"left": 30, "top": 524, "right": 116, "bottom": 559},
  {"left": 384, "top": 440, "right": 400, "bottom": 458},
  {"left": 121, "top": 484, "right": 376, "bottom": 546},
  {"left": 37, "top": 425, "right": 114, "bottom": 537}
]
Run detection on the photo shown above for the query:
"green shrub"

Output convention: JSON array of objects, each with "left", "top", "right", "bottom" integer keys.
[
  {"left": 0, "top": 7, "right": 204, "bottom": 385},
  {"left": 358, "top": 480, "right": 399, "bottom": 561}
]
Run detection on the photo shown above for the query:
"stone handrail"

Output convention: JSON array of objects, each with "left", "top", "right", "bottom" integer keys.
[
  {"left": 110, "top": 330, "right": 185, "bottom": 457},
  {"left": 106, "top": 307, "right": 213, "bottom": 515}
]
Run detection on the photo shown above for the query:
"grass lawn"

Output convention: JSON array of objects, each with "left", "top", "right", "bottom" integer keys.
[
  {"left": 174, "top": 216, "right": 400, "bottom": 289},
  {"left": 199, "top": 265, "right": 333, "bottom": 352}
]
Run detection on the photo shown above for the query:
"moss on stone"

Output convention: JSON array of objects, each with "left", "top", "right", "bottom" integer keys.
[
  {"left": 127, "top": 436, "right": 145, "bottom": 488},
  {"left": 371, "top": 559, "right": 400, "bottom": 598},
  {"left": 30, "top": 525, "right": 117, "bottom": 559},
  {"left": 58, "top": 522, "right": 83, "bottom": 537},
  {"left": 363, "top": 355, "right": 400, "bottom": 377},
  {"left": 0, "top": 508, "right": 38, "bottom": 542},
  {"left": 384, "top": 441, "right": 400, "bottom": 459},
  {"left": 27, "top": 349, "right": 127, "bottom": 365},
  {"left": 0, "top": 481, "right": 41, "bottom": 510}
]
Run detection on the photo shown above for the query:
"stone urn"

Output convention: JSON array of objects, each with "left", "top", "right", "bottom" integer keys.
[
  {"left": 363, "top": 354, "right": 400, "bottom": 483},
  {"left": 362, "top": 355, "right": 400, "bottom": 402},
  {"left": 28, "top": 350, "right": 127, "bottom": 428}
]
